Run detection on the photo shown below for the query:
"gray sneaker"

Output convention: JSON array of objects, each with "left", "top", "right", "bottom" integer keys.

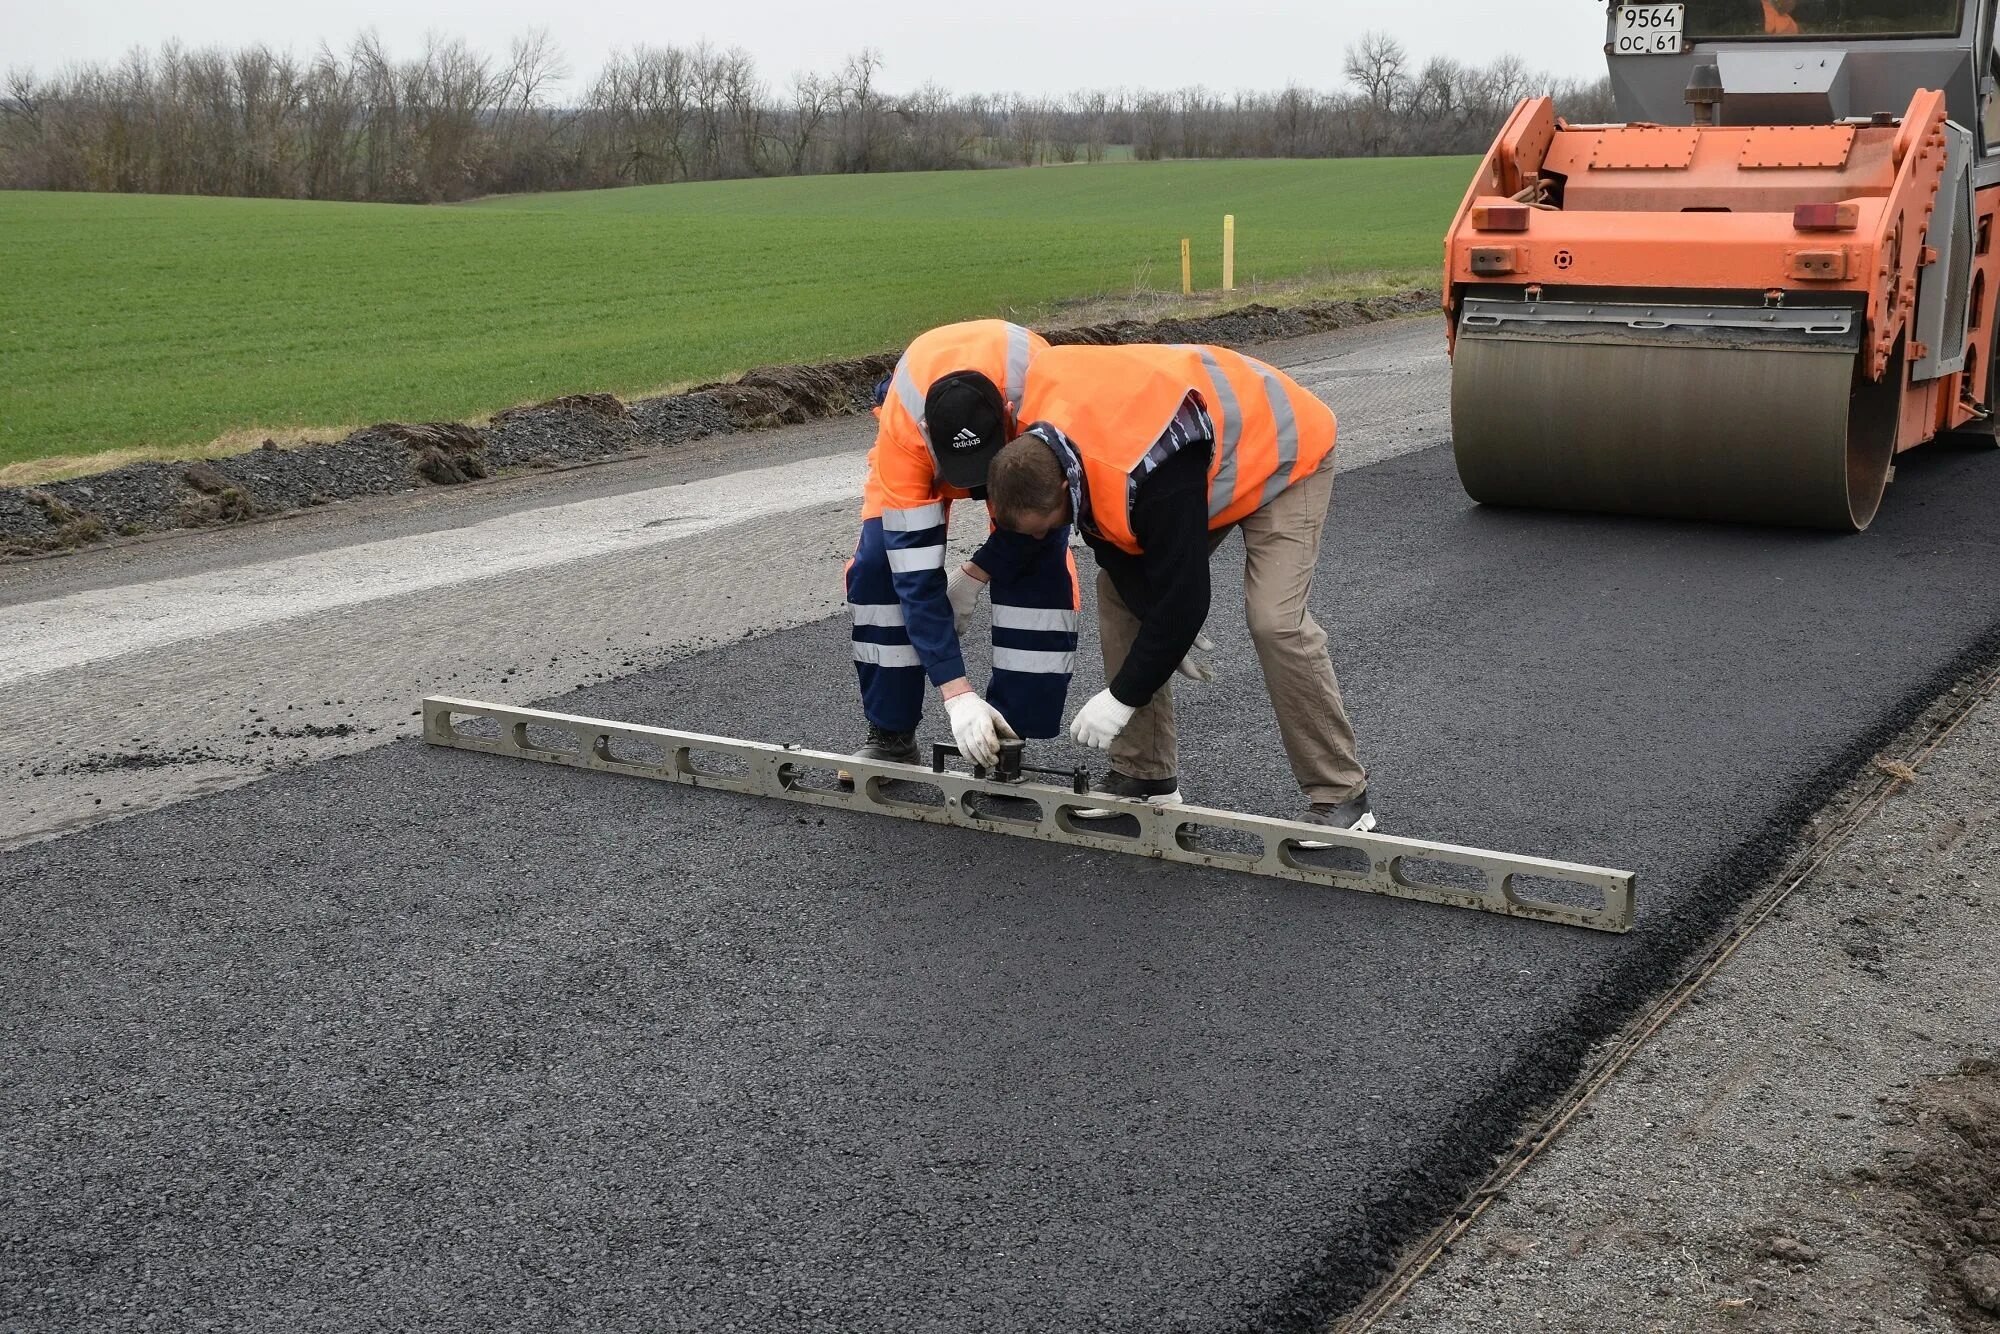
[
  {"left": 1072, "top": 769, "right": 1183, "bottom": 820},
  {"left": 1296, "top": 789, "right": 1376, "bottom": 848}
]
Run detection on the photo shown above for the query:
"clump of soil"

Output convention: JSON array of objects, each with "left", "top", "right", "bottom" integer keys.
[
  {"left": 181, "top": 461, "right": 260, "bottom": 524},
  {"left": 1049, "top": 295, "right": 1424, "bottom": 350},
  {"left": 0, "top": 488, "right": 108, "bottom": 556},
  {"left": 246, "top": 722, "right": 362, "bottom": 740},
  {"left": 375, "top": 421, "right": 491, "bottom": 485},
  {"left": 0, "top": 289, "right": 1439, "bottom": 559},
  {"left": 712, "top": 360, "right": 897, "bottom": 427},
  {"left": 1891, "top": 1058, "right": 2000, "bottom": 1322},
  {"left": 38, "top": 744, "right": 243, "bottom": 776}
]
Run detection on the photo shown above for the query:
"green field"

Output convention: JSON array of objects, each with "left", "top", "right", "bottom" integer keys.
[{"left": 0, "top": 158, "right": 1472, "bottom": 472}]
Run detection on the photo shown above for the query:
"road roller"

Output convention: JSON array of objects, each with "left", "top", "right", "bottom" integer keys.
[{"left": 1444, "top": 0, "right": 2000, "bottom": 529}]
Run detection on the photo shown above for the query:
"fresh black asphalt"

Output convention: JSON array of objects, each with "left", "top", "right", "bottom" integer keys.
[{"left": 7, "top": 439, "right": 2000, "bottom": 1332}]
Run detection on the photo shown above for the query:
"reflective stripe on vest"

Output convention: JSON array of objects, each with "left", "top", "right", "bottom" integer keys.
[
  {"left": 889, "top": 356, "right": 926, "bottom": 442},
  {"left": 1017, "top": 342, "right": 1334, "bottom": 554},
  {"left": 887, "top": 320, "right": 1040, "bottom": 451},
  {"left": 1193, "top": 347, "right": 1245, "bottom": 521},
  {"left": 1252, "top": 358, "right": 1301, "bottom": 508},
  {"left": 1003, "top": 322, "right": 1033, "bottom": 416}
]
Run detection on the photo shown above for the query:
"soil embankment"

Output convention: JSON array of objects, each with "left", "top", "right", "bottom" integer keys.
[{"left": 0, "top": 292, "right": 1436, "bottom": 558}]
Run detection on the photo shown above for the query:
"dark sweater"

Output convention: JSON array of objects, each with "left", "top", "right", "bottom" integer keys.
[{"left": 1083, "top": 443, "right": 1213, "bottom": 707}]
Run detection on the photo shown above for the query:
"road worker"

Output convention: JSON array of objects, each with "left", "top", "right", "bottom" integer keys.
[
  {"left": 985, "top": 342, "right": 1374, "bottom": 833},
  {"left": 846, "top": 319, "right": 1079, "bottom": 771},
  {"left": 1760, "top": 0, "right": 1801, "bottom": 35}
]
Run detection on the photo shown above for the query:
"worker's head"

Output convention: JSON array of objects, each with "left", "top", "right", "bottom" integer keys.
[
  {"left": 924, "top": 371, "right": 1011, "bottom": 489},
  {"left": 987, "top": 427, "right": 1073, "bottom": 539}
]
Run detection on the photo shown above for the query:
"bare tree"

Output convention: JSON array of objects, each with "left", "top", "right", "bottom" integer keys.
[
  {"left": 779, "top": 72, "right": 838, "bottom": 174},
  {"left": 838, "top": 48, "right": 885, "bottom": 173},
  {"left": 1009, "top": 94, "right": 1047, "bottom": 165},
  {"left": 720, "top": 48, "right": 766, "bottom": 176},
  {"left": 1344, "top": 31, "right": 1409, "bottom": 156}
]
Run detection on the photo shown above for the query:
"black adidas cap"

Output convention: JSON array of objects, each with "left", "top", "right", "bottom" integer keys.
[{"left": 925, "top": 371, "right": 1010, "bottom": 489}]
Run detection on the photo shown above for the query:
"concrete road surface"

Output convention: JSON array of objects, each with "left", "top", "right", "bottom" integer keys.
[{"left": 6, "top": 317, "right": 1998, "bottom": 1332}]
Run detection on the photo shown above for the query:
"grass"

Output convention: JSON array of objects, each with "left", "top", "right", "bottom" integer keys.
[{"left": 0, "top": 157, "right": 1472, "bottom": 474}]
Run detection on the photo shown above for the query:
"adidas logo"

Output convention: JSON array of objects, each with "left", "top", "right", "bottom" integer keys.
[{"left": 948, "top": 427, "right": 984, "bottom": 452}]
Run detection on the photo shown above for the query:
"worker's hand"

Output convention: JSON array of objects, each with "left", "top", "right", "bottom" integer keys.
[
  {"left": 1175, "top": 632, "right": 1217, "bottom": 683},
  {"left": 1069, "top": 689, "right": 1137, "bottom": 751},
  {"left": 945, "top": 564, "right": 988, "bottom": 634},
  {"left": 944, "top": 690, "right": 1018, "bottom": 768}
]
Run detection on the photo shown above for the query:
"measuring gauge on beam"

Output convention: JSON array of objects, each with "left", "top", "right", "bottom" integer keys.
[{"left": 1612, "top": 3, "right": 1685, "bottom": 55}]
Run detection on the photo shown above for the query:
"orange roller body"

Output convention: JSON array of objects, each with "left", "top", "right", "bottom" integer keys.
[{"left": 1444, "top": 2, "right": 2000, "bottom": 532}]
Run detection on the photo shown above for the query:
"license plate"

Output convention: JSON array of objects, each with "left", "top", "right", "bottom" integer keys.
[{"left": 1613, "top": 3, "right": 1684, "bottom": 55}]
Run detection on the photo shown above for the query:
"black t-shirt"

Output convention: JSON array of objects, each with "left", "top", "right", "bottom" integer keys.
[{"left": 1083, "top": 443, "right": 1213, "bottom": 707}]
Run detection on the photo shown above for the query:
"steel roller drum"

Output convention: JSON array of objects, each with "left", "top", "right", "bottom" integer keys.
[{"left": 1451, "top": 298, "right": 1900, "bottom": 531}]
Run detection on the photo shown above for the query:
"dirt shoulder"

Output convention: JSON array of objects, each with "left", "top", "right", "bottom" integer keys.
[
  {"left": 1375, "top": 668, "right": 2000, "bottom": 1333},
  {"left": 0, "top": 291, "right": 1438, "bottom": 561}
]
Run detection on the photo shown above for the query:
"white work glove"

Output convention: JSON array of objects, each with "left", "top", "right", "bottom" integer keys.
[
  {"left": 945, "top": 565, "right": 986, "bottom": 634},
  {"left": 1069, "top": 689, "right": 1137, "bottom": 751},
  {"left": 944, "top": 691, "right": 1018, "bottom": 768},
  {"left": 1175, "top": 632, "right": 1217, "bottom": 683}
]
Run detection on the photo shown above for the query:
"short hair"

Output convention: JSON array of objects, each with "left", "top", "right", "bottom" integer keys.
[{"left": 987, "top": 435, "right": 1069, "bottom": 526}]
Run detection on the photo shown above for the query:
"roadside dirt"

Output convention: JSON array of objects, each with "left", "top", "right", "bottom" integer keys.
[
  {"left": 0, "top": 291, "right": 1438, "bottom": 560},
  {"left": 1378, "top": 670, "right": 2000, "bottom": 1334},
  {"left": 1897, "top": 1061, "right": 2000, "bottom": 1325}
]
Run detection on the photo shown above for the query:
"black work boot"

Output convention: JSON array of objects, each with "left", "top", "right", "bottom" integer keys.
[
  {"left": 1072, "top": 769, "right": 1183, "bottom": 820},
  {"left": 853, "top": 725, "right": 919, "bottom": 766},
  {"left": 839, "top": 725, "right": 920, "bottom": 790},
  {"left": 1296, "top": 789, "right": 1377, "bottom": 848}
]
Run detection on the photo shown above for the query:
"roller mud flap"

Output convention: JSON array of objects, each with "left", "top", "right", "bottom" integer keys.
[{"left": 1451, "top": 298, "right": 1899, "bottom": 531}]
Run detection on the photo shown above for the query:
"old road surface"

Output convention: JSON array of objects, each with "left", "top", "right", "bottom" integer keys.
[{"left": 6, "top": 317, "right": 1999, "bottom": 1332}]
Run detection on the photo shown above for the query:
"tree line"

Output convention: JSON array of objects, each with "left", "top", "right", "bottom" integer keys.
[{"left": 0, "top": 30, "right": 1613, "bottom": 202}]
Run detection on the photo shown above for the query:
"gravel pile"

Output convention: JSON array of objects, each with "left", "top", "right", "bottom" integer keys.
[{"left": 0, "top": 290, "right": 1437, "bottom": 559}]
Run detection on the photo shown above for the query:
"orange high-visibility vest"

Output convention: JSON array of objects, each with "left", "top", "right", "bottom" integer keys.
[
  {"left": 1760, "top": 1, "right": 1800, "bottom": 34},
  {"left": 1016, "top": 343, "right": 1337, "bottom": 554},
  {"left": 862, "top": 320, "right": 1047, "bottom": 524}
]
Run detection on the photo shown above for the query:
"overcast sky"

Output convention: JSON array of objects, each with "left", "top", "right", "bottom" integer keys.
[{"left": 8, "top": 1, "right": 1609, "bottom": 97}]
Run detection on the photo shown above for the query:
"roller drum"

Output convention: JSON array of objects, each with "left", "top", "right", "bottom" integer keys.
[{"left": 1451, "top": 300, "right": 1899, "bottom": 531}]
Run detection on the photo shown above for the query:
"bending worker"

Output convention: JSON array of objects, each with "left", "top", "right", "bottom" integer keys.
[
  {"left": 984, "top": 342, "right": 1374, "bottom": 833},
  {"left": 846, "top": 319, "right": 1079, "bottom": 770}
]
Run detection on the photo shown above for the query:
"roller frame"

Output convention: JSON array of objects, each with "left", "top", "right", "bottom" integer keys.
[{"left": 422, "top": 696, "right": 1637, "bottom": 934}]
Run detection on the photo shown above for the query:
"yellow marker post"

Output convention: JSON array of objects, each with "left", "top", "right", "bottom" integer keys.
[
  {"left": 1223, "top": 214, "right": 1236, "bottom": 292},
  {"left": 1181, "top": 238, "right": 1193, "bottom": 296}
]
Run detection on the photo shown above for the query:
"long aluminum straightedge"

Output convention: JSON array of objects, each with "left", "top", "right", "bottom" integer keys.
[{"left": 423, "top": 696, "right": 1637, "bottom": 933}]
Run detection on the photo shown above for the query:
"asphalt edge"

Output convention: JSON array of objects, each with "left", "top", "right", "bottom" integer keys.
[{"left": 1248, "top": 621, "right": 2000, "bottom": 1334}]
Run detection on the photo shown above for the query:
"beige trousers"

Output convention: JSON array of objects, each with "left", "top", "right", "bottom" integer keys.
[{"left": 1098, "top": 456, "right": 1366, "bottom": 805}]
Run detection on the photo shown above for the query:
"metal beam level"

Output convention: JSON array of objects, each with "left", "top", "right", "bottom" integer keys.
[{"left": 422, "top": 696, "right": 1637, "bottom": 934}]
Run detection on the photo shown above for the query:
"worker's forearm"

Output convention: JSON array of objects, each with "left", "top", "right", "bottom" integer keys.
[
  {"left": 1112, "top": 447, "right": 1214, "bottom": 705},
  {"left": 1111, "top": 532, "right": 1212, "bottom": 704},
  {"left": 1110, "top": 599, "right": 1207, "bottom": 706}
]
